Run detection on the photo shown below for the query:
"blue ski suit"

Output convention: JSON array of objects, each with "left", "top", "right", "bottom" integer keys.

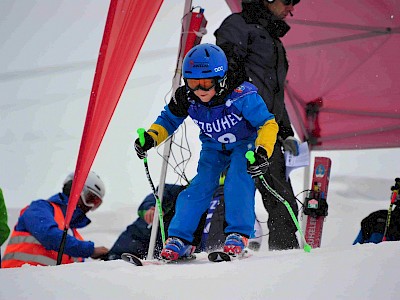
[{"left": 146, "top": 82, "right": 278, "bottom": 243}]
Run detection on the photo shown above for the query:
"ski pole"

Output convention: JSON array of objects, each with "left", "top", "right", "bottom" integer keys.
[
  {"left": 246, "top": 151, "right": 312, "bottom": 253},
  {"left": 382, "top": 178, "right": 400, "bottom": 242},
  {"left": 137, "top": 128, "right": 166, "bottom": 244}
]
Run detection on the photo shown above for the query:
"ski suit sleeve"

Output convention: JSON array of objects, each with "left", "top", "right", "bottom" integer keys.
[
  {"left": 240, "top": 92, "right": 279, "bottom": 158},
  {"left": 256, "top": 119, "right": 279, "bottom": 158},
  {"left": 147, "top": 86, "right": 189, "bottom": 146},
  {"left": 18, "top": 200, "right": 94, "bottom": 258}
]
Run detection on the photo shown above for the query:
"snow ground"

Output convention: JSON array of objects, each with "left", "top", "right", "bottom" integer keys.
[{"left": 1, "top": 1, "right": 399, "bottom": 299}]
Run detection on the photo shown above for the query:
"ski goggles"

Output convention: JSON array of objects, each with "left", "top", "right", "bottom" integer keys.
[
  {"left": 81, "top": 188, "right": 103, "bottom": 211},
  {"left": 185, "top": 78, "right": 216, "bottom": 92}
]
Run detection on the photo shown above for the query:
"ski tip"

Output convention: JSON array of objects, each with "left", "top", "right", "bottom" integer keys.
[
  {"left": 208, "top": 251, "right": 231, "bottom": 262},
  {"left": 121, "top": 253, "right": 143, "bottom": 266}
]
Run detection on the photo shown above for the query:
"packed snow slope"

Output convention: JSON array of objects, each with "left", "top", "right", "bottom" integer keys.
[{"left": 1, "top": 1, "right": 398, "bottom": 299}]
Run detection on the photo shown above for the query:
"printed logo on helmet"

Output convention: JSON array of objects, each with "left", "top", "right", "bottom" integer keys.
[{"left": 190, "top": 60, "right": 209, "bottom": 68}]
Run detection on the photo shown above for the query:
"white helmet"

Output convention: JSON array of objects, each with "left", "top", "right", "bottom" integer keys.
[{"left": 63, "top": 171, "right": 105, "bottom": 210}]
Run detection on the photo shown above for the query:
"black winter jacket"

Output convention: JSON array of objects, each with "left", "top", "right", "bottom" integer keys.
[{"left": 215, "top": 4, "right": 294, "bottom": 139}]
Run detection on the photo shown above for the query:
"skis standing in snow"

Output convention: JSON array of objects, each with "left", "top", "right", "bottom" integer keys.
[{"left": 303, "top": 157, "right": 331, "bottom": 248}]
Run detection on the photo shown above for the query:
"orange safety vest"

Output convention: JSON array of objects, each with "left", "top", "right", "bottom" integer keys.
[{"left": 2, "top": 202, "right": 85, "bottom": 268}]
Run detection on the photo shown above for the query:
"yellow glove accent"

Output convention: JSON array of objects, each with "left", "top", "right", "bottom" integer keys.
[
  {"left": 148, "top": 124, "right": 169, "bottom": 146},
  {"left": 255, "top": 118, "right": 279, "bottom": 158}
]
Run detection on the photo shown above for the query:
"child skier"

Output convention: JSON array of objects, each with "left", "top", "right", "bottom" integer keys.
[{"left": 134, "top": 43, "right": 278, "bottom": 261}]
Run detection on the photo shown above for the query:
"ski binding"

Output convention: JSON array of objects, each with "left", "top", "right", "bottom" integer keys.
[{"left": 121, "top": 252, "right": 196, "bottom": 266}]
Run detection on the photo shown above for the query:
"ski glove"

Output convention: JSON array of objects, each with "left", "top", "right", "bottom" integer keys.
[
  {"left": 134, "top": 131, "right": 156, "bottom": 159},
  {"left": 282, "top": 136, "right": 299, "bottom": 156},
  {"left": 247, "top": 146, "right": 270, "bottom": 178}
]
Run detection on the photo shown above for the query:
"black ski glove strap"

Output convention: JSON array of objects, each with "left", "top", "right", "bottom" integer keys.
[
  {"left": 134, "top": 131, "right": 156, "bottom": 159},
  {"left": 247, "top": 147, "right": 269, "bottom": 178}
]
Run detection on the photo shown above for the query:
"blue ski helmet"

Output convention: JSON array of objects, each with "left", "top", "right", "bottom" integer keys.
[{"left": 182, "top": 44, "right": 228, "bottom": 80}]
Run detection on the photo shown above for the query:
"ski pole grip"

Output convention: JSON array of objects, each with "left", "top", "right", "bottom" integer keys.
[
  {"left": 137, "top": 128, "right": 146, "bottom": 147},
  {"left": 246, "top": 151, "right": 256, "bottom": 164}
]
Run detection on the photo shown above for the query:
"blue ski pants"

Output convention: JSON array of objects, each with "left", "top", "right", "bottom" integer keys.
[{"left": 168, "top": 142, "right": 256, "bottom": 243}]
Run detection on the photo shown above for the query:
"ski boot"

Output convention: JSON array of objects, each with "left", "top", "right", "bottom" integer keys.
[
  {"left": 223, "top": 233, "right": 248, "bottom": 256},
  {"left": 160, "top": 237, "right": 195, "bottom": 261}
]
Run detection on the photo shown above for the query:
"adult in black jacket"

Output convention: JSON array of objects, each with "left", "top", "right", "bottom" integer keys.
[{"left": 215, "top": 0, "right": 301, "bottom": 250}]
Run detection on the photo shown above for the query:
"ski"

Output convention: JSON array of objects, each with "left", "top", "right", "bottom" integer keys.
[
  {"left": 208, "top": 250, "right": 251, "bottom": 262},
  {"left": 303, "top": 157, "right": 332, "bottom": 248},
  {"left": 208, "top": 251, "right": 231, "bottom": 262},
  {"left": 121, "top": 252, "right": 196, "bottom": 267}
]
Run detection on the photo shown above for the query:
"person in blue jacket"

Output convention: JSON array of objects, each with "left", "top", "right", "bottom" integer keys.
[
  {"left": 134, "top": 43, "right": 278, "bottom": 261},
  {"left": 107, "top": 184, "right": 189, "bottom": 260},
  {"left": 2, "top": 171, "right": 109, "bottom": 268}
]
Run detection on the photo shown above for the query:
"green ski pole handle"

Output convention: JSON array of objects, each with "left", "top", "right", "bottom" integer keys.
[
  {"left": 137, "top": 128, "right": 147, "bottom": 163},
  {"left": 136, "top": 127, "right": 166, "bottom": 244},
  {"left": 246, "top": 150, "right": 266, "bottom": 181},
  {"left": 246, "top": 150, "right": 312, "bottom": 253},
  {"left": 137, "top": 128, "right": 146, "bottom": 146},
  {"left": 246, "top": 150, "right": 267, "bottom": 180},
  {"left": 245, "top": 150, "right": 256, "bottom": 164}
]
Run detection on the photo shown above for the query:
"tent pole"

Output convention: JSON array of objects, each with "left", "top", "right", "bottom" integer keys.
[
  {"left": 300, "top": 148, "right": 312, "bottom": 248},
  {"left": 147, "top": 0, "right": 193, "bottom": 259}
]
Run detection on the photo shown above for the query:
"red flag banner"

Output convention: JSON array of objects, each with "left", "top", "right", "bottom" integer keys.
[{"left": 64, "top": 0, "right": 164, "bottom": 228}]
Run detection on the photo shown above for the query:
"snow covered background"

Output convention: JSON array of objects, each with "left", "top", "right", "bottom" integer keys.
[{"left": 0, "top": 1, "right": 399, "bottom": 299}]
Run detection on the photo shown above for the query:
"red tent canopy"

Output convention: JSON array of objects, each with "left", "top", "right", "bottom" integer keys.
[{"left": 226, "top": 0, "right": 400, "bottom": 150}]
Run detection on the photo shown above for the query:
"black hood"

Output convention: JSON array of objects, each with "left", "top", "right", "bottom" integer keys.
[{"left": 241, "top": 2, "right": 291, "bottom": 38}]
